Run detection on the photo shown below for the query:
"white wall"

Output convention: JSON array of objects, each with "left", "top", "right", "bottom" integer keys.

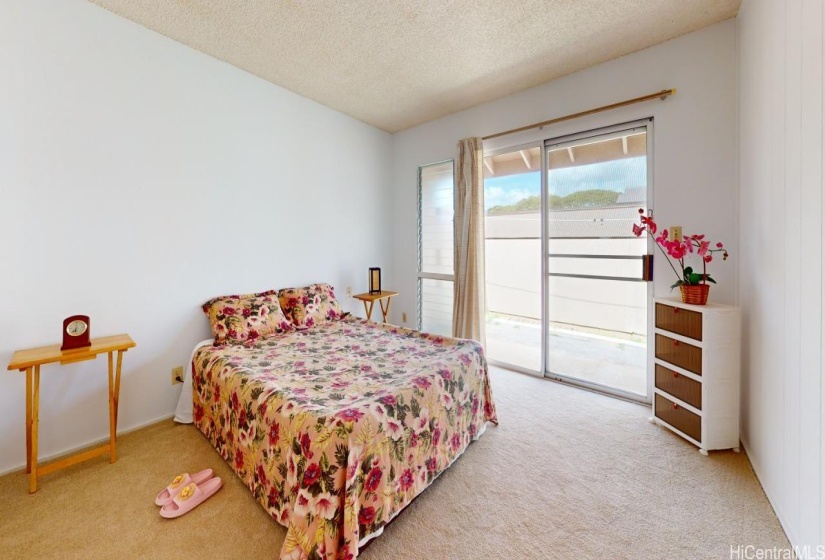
[
  {"left": 739, "top": 0, "right": 824, "bottom": 549},
  {"left": 0, "top": 0, "right": 392, "bottom": 474},
  {"left": 390, "top": 21, "right": 738, "bottom": 329}
]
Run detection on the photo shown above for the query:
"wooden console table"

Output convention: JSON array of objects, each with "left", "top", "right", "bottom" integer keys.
[
  {"left": 7, "top": 334, "right": 136, "bottom": 493},
  {"left": 353, "top": 291, "right": 398, "bottom": 323}
]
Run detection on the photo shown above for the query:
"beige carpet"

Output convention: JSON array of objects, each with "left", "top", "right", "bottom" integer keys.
[{"left": 0, "top": 368, "right": 789, "bottom": 560}]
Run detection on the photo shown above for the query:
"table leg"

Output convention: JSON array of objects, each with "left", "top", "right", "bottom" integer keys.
[
  {"left": 29, "top": 365, "right": 40, "bottom": 494},
  {"left": 379, "top": 298, "right": 391, "bottom": 323},
  {"left": 107, "top": 352, "right": 116, "bottom": 463},
  {"left": 362, "top": 300, "right": 374, "bottom": 321},
  {"left": 112, "top": 350, "right": 123, "bottom": 462},
  {"left": 25, "top": 367, "right": 32, "bottom": 474}
]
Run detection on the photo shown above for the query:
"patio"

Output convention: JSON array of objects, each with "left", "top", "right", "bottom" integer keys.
[{"left": 486, "top": 314, "right": 647, "bottom": 397}]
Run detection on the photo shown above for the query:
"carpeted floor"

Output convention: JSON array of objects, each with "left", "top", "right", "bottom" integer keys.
[{"left": 0, "top": 367, "right": 789, "bottom": 559}]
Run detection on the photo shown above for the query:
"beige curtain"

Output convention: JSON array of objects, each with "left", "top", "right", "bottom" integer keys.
[{"left": 452, "top": 137, "right": 486, "bottom": 345}]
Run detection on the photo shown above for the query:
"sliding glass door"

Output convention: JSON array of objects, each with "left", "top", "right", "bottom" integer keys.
[
  {"left": 484, "top": 122, "right": 652, "bottom": 401},
  {"left": 545, "top": 126, "right": 650, "bottom": 397},
  {"left": 483, "top": 147, "right": 542, "bottom": 371}
]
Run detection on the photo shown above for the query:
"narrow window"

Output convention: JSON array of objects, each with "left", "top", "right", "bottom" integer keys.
[{"left": 417, "top": 161, "right": 454, "bottom": 336}]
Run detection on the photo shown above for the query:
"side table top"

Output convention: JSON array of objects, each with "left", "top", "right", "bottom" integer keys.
[
  {"left": 352, "top": 291, "right": 398, "bottom": 302},
  {"left": 8, "top": 334, "right": 136, "bottom": 371}
]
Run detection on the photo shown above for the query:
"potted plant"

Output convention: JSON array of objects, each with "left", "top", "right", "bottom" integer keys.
[{"left": 632, "top": 209, "right": 729, "bottom": 305}]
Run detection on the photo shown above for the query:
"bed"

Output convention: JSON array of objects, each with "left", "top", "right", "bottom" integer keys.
[{"left": 177, "top": 313, "right": 497, "bottom": 560}]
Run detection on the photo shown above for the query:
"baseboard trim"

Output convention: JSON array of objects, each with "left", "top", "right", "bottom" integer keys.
[
  {"left": 0, "top": 413, "right": 176, "bottom": 477},
  {"left": 739, "top": 436, "right": 798, "bottom": 548}
]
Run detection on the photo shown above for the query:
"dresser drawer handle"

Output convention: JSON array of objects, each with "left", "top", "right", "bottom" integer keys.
[
  {"left": 673, "top": 403, "right": 679, "bottom": 410},
  {"left": 673, "top": 372, "right": 679, "bottom": 379},
  {"left": 673, "top": 340, "right": 679, "bottom": 347},
  {"left": 673, "top": 307, "right": 679, "bottom": 314}
]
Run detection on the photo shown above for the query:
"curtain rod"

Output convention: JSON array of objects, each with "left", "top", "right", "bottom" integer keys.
[{"left": 481, "top": 88, "right": 676, "bottom": 141}]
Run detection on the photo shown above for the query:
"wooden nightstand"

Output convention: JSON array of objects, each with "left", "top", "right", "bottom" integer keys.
[
  {"left": 353, "top": 291, "right": 398, "bottom": 323},
  {"left": 7, "top": 334, "right": 136, "bottom": 493}
]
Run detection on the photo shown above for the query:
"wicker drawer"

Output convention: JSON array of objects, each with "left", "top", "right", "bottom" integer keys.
[
  {"left": 655, "top": 364, "right": 702, "bottom": 410},
  {"left": 655, "top": 393, "right": 702, "bottom": 442},
  {"left": 655, "top": 303, "right": 703, "bottom": 341},
  {"left": 655, "top": 334, "right": 702, "bottom": 376}
]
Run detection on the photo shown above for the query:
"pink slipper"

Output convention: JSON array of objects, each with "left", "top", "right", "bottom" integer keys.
[
  {"left": 154, "top": 469, "right": 214, "bottom": 506},
  {"left": 160, "top": 477, "right": 223, "bottom": 519}
]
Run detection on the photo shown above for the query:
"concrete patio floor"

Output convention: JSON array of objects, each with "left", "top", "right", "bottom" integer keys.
[{"left": 486, "top": 315, "right": 647, "bottom": 396}]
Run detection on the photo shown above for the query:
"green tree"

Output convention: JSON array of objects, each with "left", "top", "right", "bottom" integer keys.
[{"left": 486, "top": 190, "right": 620, "bottom": 216}]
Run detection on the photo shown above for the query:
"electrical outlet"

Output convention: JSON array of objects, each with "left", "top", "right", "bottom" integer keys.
[
  {"left": 172, "top": 366, "right": 184, "bottom": 385},
  {"left": 402, "top": 312, "right": 407, "bottom": 323},
  {"left": 346, "top": 286, "right": 353, "bottom": 297},
  {"left": 670, "top": 226, "right": 682, "bottom": 242}
]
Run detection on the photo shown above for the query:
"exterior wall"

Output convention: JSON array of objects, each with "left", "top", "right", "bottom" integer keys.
[{"left": 486, "top": 211, "right": 647, "bottom": 335}]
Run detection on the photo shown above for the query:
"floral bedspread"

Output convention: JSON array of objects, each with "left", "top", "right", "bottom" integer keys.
[{"left": 192, "top": 316, "right": 497, "bottom": 560}]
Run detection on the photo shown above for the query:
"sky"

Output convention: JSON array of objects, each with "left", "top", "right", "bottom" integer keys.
[{"left": 483, "top": 156, "right": 647, "bottom": 210}]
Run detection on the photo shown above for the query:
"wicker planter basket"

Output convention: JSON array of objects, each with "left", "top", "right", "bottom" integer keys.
[{"left": 680, "top": 284, "right": 710, "bottom": 305}]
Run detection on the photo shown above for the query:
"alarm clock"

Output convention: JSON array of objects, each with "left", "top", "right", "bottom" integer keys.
[{"left": 61, "top": 315, "right": 91, "bottom": 351}]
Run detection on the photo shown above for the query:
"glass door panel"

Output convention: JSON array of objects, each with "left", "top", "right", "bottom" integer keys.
[
  {"left": 483, "top": 146, "right": 542, "bottom": 372},
  {"left": 546, "top": 276, "right": 647, "bottom": 395},
  {"left": 545, "top": 127, "right": 649, "bottom": 397}
]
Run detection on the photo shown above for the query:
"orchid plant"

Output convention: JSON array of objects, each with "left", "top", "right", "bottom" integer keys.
[{"left": 633, "top": 209, "right": 729, "bottom": 289}]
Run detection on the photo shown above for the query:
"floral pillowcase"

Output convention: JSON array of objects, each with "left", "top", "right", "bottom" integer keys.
[
  {"left": 278, "top": 283, "right": 344, "bottom": 329},
  {"left": 202, "top": 290, "right": 292, "bottom": 345}
]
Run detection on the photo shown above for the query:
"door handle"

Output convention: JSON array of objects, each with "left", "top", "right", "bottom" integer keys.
[{"left": 642, "top": 254, "right": 653, "bottom": 282}]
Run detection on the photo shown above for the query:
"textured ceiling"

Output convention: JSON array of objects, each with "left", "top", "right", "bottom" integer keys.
[{"left": 88, "top": 0, "right": 740, "bottom": 132}]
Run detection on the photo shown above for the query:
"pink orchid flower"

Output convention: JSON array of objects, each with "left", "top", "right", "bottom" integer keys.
[{"left": 632, "top": 209, "right": 730, "bottom": 288}]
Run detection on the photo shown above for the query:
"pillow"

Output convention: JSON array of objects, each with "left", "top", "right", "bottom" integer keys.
[
  {"left": 278, "top": 283, "right": 344, "bottom": 329},
  {"left": 202, "top": 290, "right": 292, "bottom": 345}
]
